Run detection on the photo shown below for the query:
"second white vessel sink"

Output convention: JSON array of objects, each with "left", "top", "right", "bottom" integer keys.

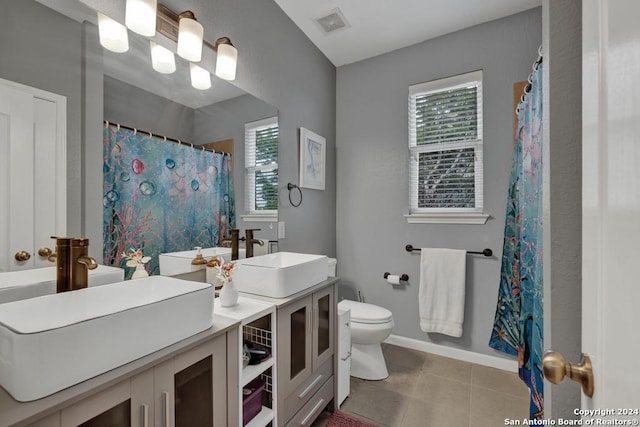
[
  {"left": 0, "top": 276, "right": 213, "bottom": 402},
  {"left": 0, "top": 265, "right": 124, "bottom": 304},
  {"left": 233, "top": 252, "right": 328, "bottom": 298}
]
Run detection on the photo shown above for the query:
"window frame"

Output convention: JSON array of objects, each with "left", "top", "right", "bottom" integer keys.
[
  {"left": 243, "top": 116, "right": 278, "bottom": 221},
  {"left": 406, "top": 70, "right": 489, "bottom": 224}
]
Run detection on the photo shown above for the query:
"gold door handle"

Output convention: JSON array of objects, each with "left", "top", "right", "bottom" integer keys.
[
  {"left": 542, "top": 350, "right": 594, "bottom": 397},
  {"left": 14, "top": 251, "right": 31, "bottom": 262},
  {"left": 38, "top": 247, "right": 53, "bottom": 257}
]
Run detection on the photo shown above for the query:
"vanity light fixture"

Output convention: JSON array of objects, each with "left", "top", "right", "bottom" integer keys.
[
  {"left": 125, "top": 0, "right": 157, "bottom": 37},
  {"left": 190, "top": 63, "right": 211, "bottom": 90},
  {"left": 97, "top": 13, "right": 129, "bottom": 53},
  {"left": 177, "top": 11, "right": 204, "bottom": 62},
  {"left": 214, "top": 37, "right": 238, "bottom": 81},
  {"left": 150, "top": 41, "right": 176, "bottom": 74}
]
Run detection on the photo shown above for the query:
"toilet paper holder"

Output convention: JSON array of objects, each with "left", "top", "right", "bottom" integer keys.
[{"left": 383, "top": 272, "right": 409, "bottom": 282}]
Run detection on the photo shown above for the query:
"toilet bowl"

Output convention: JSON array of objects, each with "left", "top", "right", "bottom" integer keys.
[{"left": 338, "top": 299, "right": 394, "bottom": 380}]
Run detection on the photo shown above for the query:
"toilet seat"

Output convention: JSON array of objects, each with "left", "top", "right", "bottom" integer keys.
[{"left": 338, "top": 300, "right": 393, "bottom": 325}]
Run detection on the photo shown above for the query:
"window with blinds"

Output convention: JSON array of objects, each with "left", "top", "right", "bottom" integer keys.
[
  {"left": 408, "top": 70, "right": 485, "bottom": 222},
  {"left": 245, "top": 117, "right": 278, "bottom": 215}
]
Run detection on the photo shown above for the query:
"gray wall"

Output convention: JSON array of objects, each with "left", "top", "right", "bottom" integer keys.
[
  {"left": 103, "top": 76, "right": 195, "bottom": 142},
  {"left": 194, "top": 94, "right": 279, "bottom": 242},
  {"left": 1, "top": 0, "right": 83, "bottom": 236},
  {"left": 203, "top": 0, "right": 337, "bottom": 256},
  {"left": 542, "top": 0, "right": 582, "bottom": 419},
  {"left": 335, "top": 8, "right": 542, "bottom": 358}
]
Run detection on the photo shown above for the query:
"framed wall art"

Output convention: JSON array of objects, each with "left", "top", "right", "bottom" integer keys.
[{"left": 299, "top": 127, "right": 326, "bottom": 190}]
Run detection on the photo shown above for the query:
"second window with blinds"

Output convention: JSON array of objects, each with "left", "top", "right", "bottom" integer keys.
[
  {"left": 244, "top": 117, "right": 278, "bottom": 221},
  {"left": 406, "top": 70, "right": 488, "bottom": 224}
]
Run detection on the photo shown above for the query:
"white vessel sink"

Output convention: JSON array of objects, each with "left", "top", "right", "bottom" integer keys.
[
  {"left": 159, "top": 247, "right": 246, "bottom": 276},
  {"left": 0, "top": 265, "right": 124, "bottom": 304},
  {"left": 0, "top": 276, "right": 213, "bottom": 401},
  {"left": 233, "top": 252, "right": 328, "bottom": 298}
]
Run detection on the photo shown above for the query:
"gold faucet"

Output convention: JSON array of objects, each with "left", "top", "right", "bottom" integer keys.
[
  {"left": 221, "top": 229, "right": 240, "bottom": 260},
  {"left": 245, "top": 229, "right": 263, "bottom": 258},
  {"left": 52, "top": 237, "right": 98, "bottom": 292}
]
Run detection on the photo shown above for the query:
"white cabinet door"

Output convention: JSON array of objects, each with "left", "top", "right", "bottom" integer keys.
[{"left": 0, "top": 78, "right": 66, "bottom": 272}]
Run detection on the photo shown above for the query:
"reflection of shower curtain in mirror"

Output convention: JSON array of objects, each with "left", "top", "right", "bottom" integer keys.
[
  {"left": 103, "top": 126, "right": 235, "bottom": 275},
  {"left": 489, "top": 62, "right": 543, "bottom": 420}
]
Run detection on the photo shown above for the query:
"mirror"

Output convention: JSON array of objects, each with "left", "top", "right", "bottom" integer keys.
[{"left": 1, "top": 0, "right": 278, "bottom": 275}]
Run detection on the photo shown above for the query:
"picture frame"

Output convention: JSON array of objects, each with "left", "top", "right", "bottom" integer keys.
[{"left": 299, "top": 127, "right": 326, "bottom": 190}]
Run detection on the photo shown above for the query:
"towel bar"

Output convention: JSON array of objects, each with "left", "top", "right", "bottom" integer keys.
[{"left": 405, "top": 244, "right": 492, "bottom": 257}]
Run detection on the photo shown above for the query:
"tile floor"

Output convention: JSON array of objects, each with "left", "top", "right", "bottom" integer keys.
[{"left": 312, "top": 343, "right": 529, "bottom": 427}]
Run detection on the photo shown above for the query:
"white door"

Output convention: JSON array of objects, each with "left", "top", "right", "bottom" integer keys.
[
  {"left": 581, "top": 0, "right": 640, "bottom": 410},
  {"left": 0, "top": 79, "right": 66, "bottom": 272}
]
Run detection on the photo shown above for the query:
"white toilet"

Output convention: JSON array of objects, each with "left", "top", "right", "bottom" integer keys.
[{"left": 329, "top": 258, "right": 395, "bottom": 380}]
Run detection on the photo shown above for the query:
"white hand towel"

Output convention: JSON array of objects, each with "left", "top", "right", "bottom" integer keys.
[{"left": 419, "top": 248, "right": 467, "bottom": 337}]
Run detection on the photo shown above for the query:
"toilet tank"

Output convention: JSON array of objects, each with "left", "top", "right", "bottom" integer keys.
[{"left": 328, "top": 258, "right": 337, "bottom": 276}]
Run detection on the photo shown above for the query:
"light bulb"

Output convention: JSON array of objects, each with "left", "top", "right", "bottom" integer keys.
[
  {"left": 177, "top": 14, "right": 204, "bottom": 62},
  {"left": 190, "top": 63, "right": 211, "bottom": 90},
  {"left": 215, "top": 41, "right": 238, "bottom": 81},
  {"left": 97, "top": 13, "right": 129, "bottom": 53},
  {"left": 150, "top": 41, "right": 176, "bottom": 74},
  {"left": 125, "top": 0, "right": 157, "bottom": 37}
]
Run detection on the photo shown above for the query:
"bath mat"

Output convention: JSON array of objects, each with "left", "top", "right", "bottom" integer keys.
[{"left": 327, "top": 410, "right": 378, "bottom": 427}]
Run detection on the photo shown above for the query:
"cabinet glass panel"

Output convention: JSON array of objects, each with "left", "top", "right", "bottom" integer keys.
[
  {"left": 79, "top": 400, "right": 130, "bottom": 427},
  {"left": 317, "top": 294, "right": 331, "bottom": 356},
  {"left": 175, "top": 355, "right": 213, "bottom": 427},
  {"left": 290, "top": 306, "right": 307, "bottom": 379}
]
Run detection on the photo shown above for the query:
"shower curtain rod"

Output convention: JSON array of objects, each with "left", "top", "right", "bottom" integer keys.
[{"left": 103, "top": 120, "right": 232, "bottom": 157}]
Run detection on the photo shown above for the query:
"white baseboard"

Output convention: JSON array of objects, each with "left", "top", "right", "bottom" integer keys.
[{"left": 384, "top": 334, "right": 518, "bottom": 372}]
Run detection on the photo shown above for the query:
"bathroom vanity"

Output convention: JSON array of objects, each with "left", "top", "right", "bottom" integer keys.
[
  {"left": 0, "top": 275, "right": 339, "bottom": 427},
  {"left": 0, "top": 316, "right": 240, "bottom": 427}
]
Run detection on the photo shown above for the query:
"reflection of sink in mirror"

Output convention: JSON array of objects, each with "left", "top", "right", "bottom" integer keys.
[
  {"left": 0, "top": 275, "right": 213, "bottom": 402},
  {"left": 234, "top": 252, "right": 328, "bottom": 298},
  {"left": 0, "top": 265, "right": 124, "bottom": 304},
  {"left": 159, "top": 247, "right": 246, "bottom": 276}
]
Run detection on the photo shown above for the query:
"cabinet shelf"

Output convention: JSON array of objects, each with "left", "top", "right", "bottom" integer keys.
[
  {"left": 245, "top": 406, "right": 274, "bottom": 427},
  {"left": 242, "top": 358, "right": 274, "bottom": 387},
  {"left": 214, "top": 296, "right": 277, "bottom": 426}
]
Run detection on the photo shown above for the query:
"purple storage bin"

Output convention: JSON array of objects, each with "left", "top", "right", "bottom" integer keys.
[{"left": 242, "top": 378, "right": 265, "bottom": 426}]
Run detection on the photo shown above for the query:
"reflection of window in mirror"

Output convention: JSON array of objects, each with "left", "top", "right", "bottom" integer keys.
[{"left": 244, "top": 117, "right": 278, "bottom": 218}]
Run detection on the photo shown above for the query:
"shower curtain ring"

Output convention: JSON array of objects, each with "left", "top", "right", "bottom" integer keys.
[
  {"left": 117, "top": 124, "right": 120, "bottom": 131},
  {"left": 163, "top": 136, "right": 167, "bottom": 142},
  {"left": 148, "top": 131, "right": 152, "bottom": 138},
  {"left": 104, "top": 120, "right": 109, "bottom": 128},
  {"left": 133, "top": 128, "right": 137, "bottom": 135},
  {"left": 178, "top": 140, "right": 182, "bottom": 145}
]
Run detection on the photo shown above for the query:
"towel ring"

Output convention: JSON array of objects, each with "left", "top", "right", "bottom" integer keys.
[{"left": 287, "top": 183, "right": 303, "bottom": 207}]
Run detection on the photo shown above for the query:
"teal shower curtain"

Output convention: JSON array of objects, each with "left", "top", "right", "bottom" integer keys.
[
  {"left": 489, "top": 61, "right": 544, "bottom": 419},
  {"left": 103, "top": 125, "right": 235, "bottom": 276}
]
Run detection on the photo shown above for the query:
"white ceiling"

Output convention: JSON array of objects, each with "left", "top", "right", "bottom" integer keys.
[{"left": 273, "top": 0, "right": 542, "bottom": 66}]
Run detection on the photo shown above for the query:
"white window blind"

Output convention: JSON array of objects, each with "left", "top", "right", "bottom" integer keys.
[
  {"left": 408, "top": 70, "right": 485, "bottom": 221},
  {"left": 245, "top": 117, "right": 278, "bottom": 215}
]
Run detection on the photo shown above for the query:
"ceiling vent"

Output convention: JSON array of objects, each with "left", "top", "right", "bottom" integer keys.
[{"left": 315, "top": 8, "right": 351, "bottom": 34}]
